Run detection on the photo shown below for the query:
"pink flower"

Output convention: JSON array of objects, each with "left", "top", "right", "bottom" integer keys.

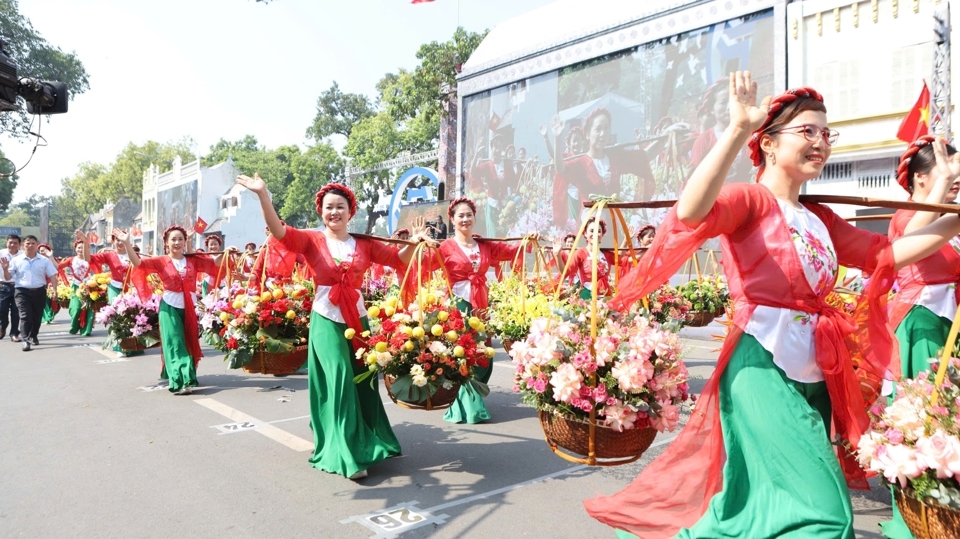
[
  {"left": 611, "top": 358, "right": 654, "bottom": 391},
  {"left": 651, "top": 401, "right": 680, "bottom": 432},
  {"left": 532, "top": 378, "right": 547, "bottom": 393},
  {"left": 884, "top": 428, "right": 905, "bottom": 445},
  {"left": 549, "top": 363, "right": 582, "bottom": 404},
  {"left": 876, "top": 443, "right": 925, "bottom": 487},
  {"left": 604, "top": 402, "right": 638, "bottom": 432},
  {"left": 916, "top": 431, "right": 960, "bottom": 479}
]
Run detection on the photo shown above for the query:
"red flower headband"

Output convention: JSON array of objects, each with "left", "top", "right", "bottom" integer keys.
[
  {"left": 747, "top": 87, "right": 825, "bottom": 179},
  {"left": 584, "top": 107, "right": 612, "bottom": 134},
  {"left": 204, "top": 235, "right": 223, "bottom": 247},
  {"left": 896, "top": 135, "right": 938, "bottom": 193},
  {"left": 447, "top": 197, "right": 477, "bottom": 220},
  {"left": 162, "top": 225, "right": 188, "bottom": 242},
  {"left": 392, "top": 228, "right": 410, "bottom": 238},
  {"left": 38, "top": 243, "right": 52, "bottom": 252},
  {"left": 315, "top": 183, "right": 357, "bottom": 218},
  {"left": 635, "top": 224, "right": 656, "bottom": 241},
  {"left": 73, "top": 239, "right": 85, "bottom": 248},
  {"left": 562, "top": 233, "right": 576, "bottom": 242}
]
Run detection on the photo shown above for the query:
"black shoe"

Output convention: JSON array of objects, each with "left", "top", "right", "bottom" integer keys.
[
  {"left": 21, "top": 342, "right": 31, "bottom": 352},
  {"left": 30, "top": 337, "right": 39, "bottom": 346},
  {"left": 10, "top": 335, "right": 20, "bottom": 343}
]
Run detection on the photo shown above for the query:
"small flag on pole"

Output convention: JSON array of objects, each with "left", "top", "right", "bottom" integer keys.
[
  {"left": 131, "top": 226, "right": 142, "bottom": 238},
  {"left": 194, "top": 216, "right": 208, "bottom": 234},
  {"left": 896, "top": 83, "right": 930, "bottom": 143},
  {"left": 89, "top": 232, "right": 99, "bottom": 244}
]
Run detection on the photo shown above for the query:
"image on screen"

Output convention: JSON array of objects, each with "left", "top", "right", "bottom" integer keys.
[{"left": 461, "top": 10, "right": 775, "bottom": 240}]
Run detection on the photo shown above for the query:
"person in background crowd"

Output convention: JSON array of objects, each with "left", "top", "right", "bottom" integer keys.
[
  {"left": 90, "top": 229, "right": 143, "bottom": 357},
  {"left": 553, "top": 217, "right": 616, "bottom": 299},
  {"left": 37, "top": 244, "right": 60, "bottom": 325},
  {"left": 0, "top": 234, "right": 22, "bottom": 341},
  {"left": 58, "top": 231, "right": 95, "bottom": 336},
  {"left": 469, "top": 135, "right": 517, "bottom": 236},
  {"left": 0, "top": 235, "right": 59, "bottom": 351}
]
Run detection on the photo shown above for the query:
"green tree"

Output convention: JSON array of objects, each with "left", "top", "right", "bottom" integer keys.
[
  {"left": 0, "top": 207, "right": 34, "bottom": 226},
  {"left": 305, "top": 82, "right": 375, "bottom": 142},
  {"left": 0, "top": 146, "right": 18, "bottom": 213},
  {"left": 203, "top": 135, "right": 300, "bottom": 215},
  {"left": 280, "top": 143, "right": 344, "bottom": 228},
  {"left": 0, "top": 0, "right": 90, "bottom": 139}
]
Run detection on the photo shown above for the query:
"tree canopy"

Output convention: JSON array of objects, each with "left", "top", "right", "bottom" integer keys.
[{"left": 0, "top": 0, "right": 90, "bottom": 139}]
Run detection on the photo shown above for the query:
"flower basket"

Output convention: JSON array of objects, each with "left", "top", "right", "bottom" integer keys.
[
  {"left": 199, "top": 279, "right": 314, "bottom": 371},
  {"left": 487, "top": 270, "right": 565, "bottom": 346},
  {"left": 502, "top": 339, "right": 515, "bottom": 354},
  {"left": 97, "top": 292, "right": 161, "bottom": 352},
  {"left": 57, "top": 298, "right": 71, "bottom": 310},
  {"left": 119, "top": 333, "right": 161, "bottom": 352},
  {"left": 539, "top": 411, "right": 658, "bottom": 464},
  {"left": 895, "top": 488, "right": 960, "bottom": 539},
  {"left": 384, "top": 374, "right": 461, "bottom": 410},
  {"left": 512, "top": 199, "right": 690, "bottom": 467},
  {"left": 354, "top": 255, "right": 493, "bottom": 412},
  {"left": 242, "top": 344, "right": 309, "bottom": 376}
]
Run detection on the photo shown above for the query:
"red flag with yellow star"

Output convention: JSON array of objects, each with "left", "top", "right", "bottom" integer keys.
[
  {"left": 194, "top": 216, "right": 208, "bottom": 234},
  {"left": 896, "top": 83, "right": 930, "bottom": 143}
]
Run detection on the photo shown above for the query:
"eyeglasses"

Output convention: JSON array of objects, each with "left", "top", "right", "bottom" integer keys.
[{"left": 772, "top": 124, "right": 839, "bottom": 146}]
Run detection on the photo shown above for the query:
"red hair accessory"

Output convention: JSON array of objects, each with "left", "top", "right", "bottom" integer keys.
[
  {"left": 392, "top": 228, "right": 410, "bottom": 238},
  {"left": 315, "top": 183, "right": 357, "bottom": 218},
  {"left": 562, "top": 233, "right": 576, "bottom": 242},
  {"left": 896, "top": 135, "right": 938, "bottom": 193},
  {"left": 38, "top": 243, "right": 52, "bottom": 251},
  {"left": 747, "top": 87, "right": 825, "bottom": 178},
  {"left": 447, "top": 198, "right": 477, "bottom": 220},
  {"left": 162, "top": 225, "right": 188, "bottom": 242},
  {"left": 635, "top": 224, "right": 656, "bottom": 241},
  {"left": 204, "top": 235, "right": 222, "bottom": 247},
  {"left": 73, "top": 239, "right": 85, "bottom": 248}
]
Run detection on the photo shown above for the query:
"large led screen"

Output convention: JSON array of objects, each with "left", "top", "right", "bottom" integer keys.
[
  {"left": 156, "top": 180, "right": 199, "bottom": 252},
  {"left": 461, "top": 10, "right": 775, "bottom": 239}
]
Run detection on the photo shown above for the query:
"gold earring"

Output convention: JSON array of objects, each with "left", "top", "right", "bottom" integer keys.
[{"left": 767, "top": 152, "right": 776, "bottom": 166}]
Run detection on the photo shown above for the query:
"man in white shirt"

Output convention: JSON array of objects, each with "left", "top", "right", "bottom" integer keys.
[
  {"left": 0, "top": 235, "right": 59, "bottom": 351},
  {"left": 0, "top": 234, "right": 22, "bottom": 341}
]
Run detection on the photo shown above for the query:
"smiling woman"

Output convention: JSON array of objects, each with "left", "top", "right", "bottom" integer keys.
[{"left": 584, "top": 71, "right": 960, "bottom": 539}]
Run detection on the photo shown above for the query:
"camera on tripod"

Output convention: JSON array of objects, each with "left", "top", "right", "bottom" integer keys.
[{"left": 0, "top": 37, "right": 68, "bottom": 115}]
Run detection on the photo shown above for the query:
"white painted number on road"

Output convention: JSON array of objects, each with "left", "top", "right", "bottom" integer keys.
[
  {"left": 212, "top": 421, "right": 261, "bottom": 435},
  {"left": 95, "top": 358, "right": 130, "bottom": 364},
  {"left": 367, "top": 508, "right": 425, "bottom": 531},
  {"left": 137, "top": 384, "right": 168, "bottom": 392}
]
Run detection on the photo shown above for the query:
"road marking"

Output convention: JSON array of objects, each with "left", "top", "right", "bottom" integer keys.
[
  {"left": 94, "top": 358, "right": 130, "bottom": 364},
  {"left": 194, "top": 398, "right": 313, "bottom": 452},
  {"left": 212, "top": 421, "right": 263, "bottom": 435},
  {"left": 342, "top": 434, "right": 677, "bottom": 538},
  {"left": 268, "top": 415, "right": 310, "bottom": 424},
  {"left": 137, "top": 383, "right": 169, "bottom": 392}
]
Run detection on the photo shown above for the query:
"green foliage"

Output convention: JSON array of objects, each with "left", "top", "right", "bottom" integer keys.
[
  {"left": 305, "top": 81, "right": 375, "bottom": 142},
  {"left": 0, "top": 0, "right": 90, "bottom": 139},
  {"left": 0, "top": 146, "right": 18, "bottom": 213},
  {"left": 280, "top": 142, "right": 344, "bottom": 228},
  {"left": 0, "top": 207, "right": 34, "bottom": 226}
]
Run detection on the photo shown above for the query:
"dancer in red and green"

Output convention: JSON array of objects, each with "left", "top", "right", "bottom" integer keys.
[
  {"left": 128, "top": 225, "right": 231, "bottom": 395},
  {"left": 422, "top": 197, "right": 537, "bottom": 424},
  {"left": 584, "top": 73, "right": 960, "bottom": 539},
  {"left": 881, "top": 135, "right": 960, "bottom": 539},
  {"left": 91, "top": 229, "right": 144, "bottom": 357},
  {"left": 552, "top": 217, "right": 616, "bottom": 299},
  {"left": 38, "top": 243, "right": 61, "bottom": 324},
  {"left": 237, "top": 173, "right": 425, "bottom": 479},
  {"left": 57, "top": 231, "right": 95, "bottom": 336}
]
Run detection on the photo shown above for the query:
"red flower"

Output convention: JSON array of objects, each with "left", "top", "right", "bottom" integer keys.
[{"left": 226, "top": 337, "right": 239, "bottom": 350}]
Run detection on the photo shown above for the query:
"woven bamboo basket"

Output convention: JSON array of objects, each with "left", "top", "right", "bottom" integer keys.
[
  {"left": 57, "top": 298, "right": 71, "bottom": 310},
  {"left": 685, "top": 310, "right": 718, "bottom": 327},
  {"left": 242, "top": 344, "right": 308, "bottom": 376},
  {"left": 119, "top": 335, "right": 161, "bottom": 352},
  {"left": 91, "top": 299, "right": 108, "bottom": 313},
  {"left": 502, "top": 339, "right": 516, "bottom": 355},
  {"left": 895, "top": 488, "right": 960, "bottom": 539},
  {"left": 384, "top": 374, "right": 461, "bottom": 411},
  {"left": 538, "top": 411, "right": 658, "bottom": 465}
]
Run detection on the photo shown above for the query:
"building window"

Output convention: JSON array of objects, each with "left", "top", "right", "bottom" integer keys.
[
  {"left": 813, "top": 59, "right": 860, "bottom": 118},
  {"left": 891, "top": 43, "right": 932, "bottom": 110}
]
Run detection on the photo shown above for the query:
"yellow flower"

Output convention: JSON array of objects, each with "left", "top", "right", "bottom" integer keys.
[
  {"left": 344, "top": 328, "right": 356, "bottom": 340},
  {"left": 367, "top": 306, "right": 381, "bottom": 319},
  {"left": 431, "top": 324, "right": 443, "bottom": 337},
  {"left": 375, "top": 341, "right": 388, "bottom": 353}
]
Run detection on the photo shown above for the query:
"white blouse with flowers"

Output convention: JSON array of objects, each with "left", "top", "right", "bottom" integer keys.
[
  {"left": 913, "top": 235, "right": 960, "bottom": 320},
  {"left": 743, "top": 201, "right": 838, "bottom": 383},
  {"left": 451, "top": 242, "right": 481, "bottom": 302},
  {"left": 312, "top": 236, "right": 364, "bottom": 323}
]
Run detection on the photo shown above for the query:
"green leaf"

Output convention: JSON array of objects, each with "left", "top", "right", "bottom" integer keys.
[
  {"left": 469, "top": 379, "right": 491, "bottom": 397},
  {"left": 262, "top": 337, "right": 294, "bottom": 354},
  {"left": 354, "top": 369, "right": 376, "bottom": 385}
]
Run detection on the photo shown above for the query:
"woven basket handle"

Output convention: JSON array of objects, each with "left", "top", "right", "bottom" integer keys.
[{"left": 928, "top": 304, "right": 960, "bottom": 413}]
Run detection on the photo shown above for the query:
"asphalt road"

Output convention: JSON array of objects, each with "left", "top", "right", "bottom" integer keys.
[{"left": 0, "top": 314, "right": 891, "bottom": 538}]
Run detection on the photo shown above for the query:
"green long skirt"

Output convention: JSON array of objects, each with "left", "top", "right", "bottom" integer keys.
[
  {"left": 68, "top": 284, "right": 94, "bottom": 336},
  {"left": 307, "top": 312, "right": 401, "bottom": 477},
  {"left": 618, "top": 333, "right": 854, "bottom": 538},
  {"left": 444, "top": 298, "right": 492, "bottom": 424},
  {"left": 158, "top": 300, "right": 198, "bottom": 393},
  {"left": 41, "top": 297, "right": 56, "bottom": 324},
  {"left": 881, "top": 305, "right": 951, "bottom": 539},
  {"left": 106, "top": 284, "right": 144, "bottom": 356}
]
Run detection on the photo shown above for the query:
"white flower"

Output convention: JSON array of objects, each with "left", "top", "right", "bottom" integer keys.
[
  {"left": 428, "top": 341, "right": 448, "bottom": 355},
  {"left": 376, "top": 352, "right": 393, "bottom": 367},
  {"left": 410, "top": 365, "right": 424, "bottom": 376},
  {"left": 412, "top": 374, "right": 428, "bottom": 387}
]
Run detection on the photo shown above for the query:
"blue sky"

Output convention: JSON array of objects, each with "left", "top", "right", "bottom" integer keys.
[{"left": 4, "top": 0, "right": 554, "bottom": 204}]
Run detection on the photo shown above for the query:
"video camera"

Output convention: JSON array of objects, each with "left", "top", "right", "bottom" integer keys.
[{"left": 0, "top": 37, "right": 68, "bottom": 115}]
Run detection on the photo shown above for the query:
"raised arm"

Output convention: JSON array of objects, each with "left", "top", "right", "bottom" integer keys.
[
  {"left": 0, "top": 256, "right": 10, "bottom": 281},
  {"left": 676, "top": 72, "right": 771, "bottom": 227},
  {"left": 398, "top": 216, "right": 437, "bottom": 266},
  {"left": 551, "top": 116, "right": 568, "bottom": 174},
  {"left": 237, "top": 173, "right": 285, "bottom": 240},
  {"left": 77, "top": 230, "right": 91, "bottom": 262},
  {"left": 893, "top": 214, "right": 960, "bottom": 270},
  {"left": 904, "top": 138, "right": 960, "bottom": 234}
]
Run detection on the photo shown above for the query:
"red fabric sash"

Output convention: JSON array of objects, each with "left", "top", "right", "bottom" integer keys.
[{"left": 585, "top": 183, "right": 897, "bottom": 537}]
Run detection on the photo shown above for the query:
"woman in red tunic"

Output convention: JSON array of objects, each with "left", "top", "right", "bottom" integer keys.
[
  {"left": 552, "top": 217, "right": 616, "bottom": 299},
  {"left": 418, "top": 197, "right": 537, "bottom": 424},
  {"left": 128, "top": 225, "right": 230, "bottom": 395},
  {"left": 91, "top": 228, "right": 144, "bottom": 357},
  {"left": 236, "top": 174, "right": 427, "bottom": 479},
  {"left": 584, "top": 72, "right": 960, "bottom": 539}
]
